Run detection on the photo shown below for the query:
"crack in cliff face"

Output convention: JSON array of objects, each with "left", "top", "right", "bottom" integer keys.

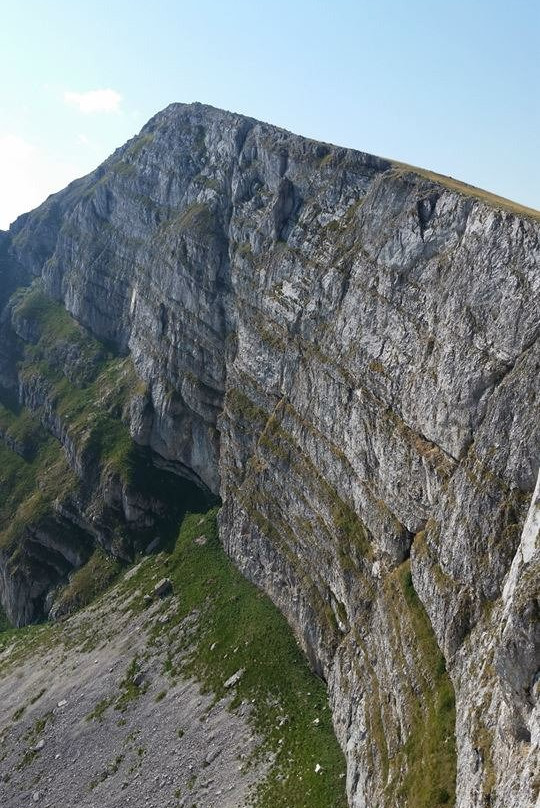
[{"left": 1, "top": 103, "right": 539, "bottom": 808}]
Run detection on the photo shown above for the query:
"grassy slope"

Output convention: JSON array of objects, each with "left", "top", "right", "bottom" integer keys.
[
  {"left": 390, "top": 161, "right": 540, "bottom": 222},
  {"left": 0, "top": 507, "right": 348, "bottom": 808},
  {"left": 121, "top": 508, "right": 348, "bottom": 808},
  {"left": 0, "top": 412, "right": 77, "bottom": 551},
  {"left": 12, "top": 283, "right": 140, "bottom": 484},
  {"left": 381, "top": 561, "right": 456, "bottom": 808}
]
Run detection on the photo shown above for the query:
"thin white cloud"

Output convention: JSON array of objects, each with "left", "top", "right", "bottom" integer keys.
[
  {"left": 77, "top": 133, "right": 91, "bottom": 146},
  {"left": 64, "top": 88, "right": 122, "bottom": 114},
  {"left": 0, "top": 134, "right": 80, "bottom": 230}
]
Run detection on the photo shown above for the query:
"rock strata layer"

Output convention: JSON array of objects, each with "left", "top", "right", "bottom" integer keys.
[{"left": 0, "top": 103, "right": 538, "bottom": 807}]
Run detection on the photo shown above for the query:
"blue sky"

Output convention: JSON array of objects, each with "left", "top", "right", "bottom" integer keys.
[{"left": 1, "top": 0, "right": 538, "bottom": 227}]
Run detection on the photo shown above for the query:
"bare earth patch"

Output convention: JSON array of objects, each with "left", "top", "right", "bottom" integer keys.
[{"left": 0, "top": 569, "right": 269, "bottom": 808}]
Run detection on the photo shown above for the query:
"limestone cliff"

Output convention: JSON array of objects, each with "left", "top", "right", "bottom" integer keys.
[{"left": 0, "top": 103, "right": 538, "bottom": 807}]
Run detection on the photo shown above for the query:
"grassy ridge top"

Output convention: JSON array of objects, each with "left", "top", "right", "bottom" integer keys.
[{"left": 390, "top": 161, "right": 540, "bottom": 222}]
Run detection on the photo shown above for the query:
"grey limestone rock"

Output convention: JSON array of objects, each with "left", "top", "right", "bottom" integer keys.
[
  {"left": 154, "top": 577, "right": 173, "bottom": 598},
  {"left": 0, "top": 102, "right": 538, "bottom": 807}
]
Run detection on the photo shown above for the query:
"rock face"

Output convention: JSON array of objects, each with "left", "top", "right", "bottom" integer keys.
[{"left": 0, "top": 102, "right": 538, "bottom": 807}]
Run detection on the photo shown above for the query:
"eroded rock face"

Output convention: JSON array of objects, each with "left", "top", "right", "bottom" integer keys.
[{"left": 1, "top": 103, "right": 538, "bottom": 806}]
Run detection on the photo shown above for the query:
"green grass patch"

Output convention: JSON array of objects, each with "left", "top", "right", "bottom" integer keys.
[
  {"left": 226, "top": 389, "right": 269, "bottom": 426},
  {"left": 176, "top": 202, "right": 214, "bottom": 233},
  {"left": 48, "top": 359, "right": 140, "bottom": 483},
  {"left": 127, "top": 133, "right": 154, "bottom": 159},
  {"left": 0, "top": 426, "right": 77, "bottom": 551},
  {"left": 86, "top": 697, "right": 113, "bottom": 723},
  {"left": 12, "top": 284, "right": 81, "bottom": 344},
  {"left": 385, "top": 561, "right": 457, "bottom": 807},
  {"left": 115, "top": 657, "right": 148, "bottom": 712},
  {"left": 53, "top": 549, "right": 123, "bottom": 618},
  {"left": 16, "top": 710, "right": 54, "bottom": 769},
  {"left": 0, "top": 402, "right": 45, "bottom": 458},
  {"left": 331, "top": 496, "right": 373, "bottom": 562},
  {"left": 123, "top": 508, "right": 347, "bottom": 808},
  {"left": 12, "top": 286, "right": 144, "bottom": 485},
  {"left": 11, "top": 283, "right": 106, "bottom": 375}
]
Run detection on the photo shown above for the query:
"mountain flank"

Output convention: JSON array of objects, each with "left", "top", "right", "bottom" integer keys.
[{"left": 0, "top": 103, "right": 538, "bottom": 807}]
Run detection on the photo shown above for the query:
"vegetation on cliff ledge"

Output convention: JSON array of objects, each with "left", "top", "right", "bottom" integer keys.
[{"left": 381, "top": 560, "right": 457, "bottom": 808}]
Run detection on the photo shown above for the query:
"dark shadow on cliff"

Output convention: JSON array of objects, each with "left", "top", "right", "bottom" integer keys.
[{"left": 128, "top": 446, "right": 220, "bottom": 554}]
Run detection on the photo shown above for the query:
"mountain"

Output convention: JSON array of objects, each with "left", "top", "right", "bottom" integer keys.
[{"left": 0, "top": 102, "right": 538, "bottom": 808}]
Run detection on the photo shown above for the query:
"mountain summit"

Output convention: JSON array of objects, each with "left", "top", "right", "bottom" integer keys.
[{"left": 0, "top": 103, "right": 538, "bottom": 808}]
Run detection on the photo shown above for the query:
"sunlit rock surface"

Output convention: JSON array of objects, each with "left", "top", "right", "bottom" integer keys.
[{"left": 1, "top": 103, "right": 538, "bottom": 807}]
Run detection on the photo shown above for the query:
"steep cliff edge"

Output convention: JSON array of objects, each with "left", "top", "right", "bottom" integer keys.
[{"left": 0, "top": 103, "right": 538, "bottom": 807}]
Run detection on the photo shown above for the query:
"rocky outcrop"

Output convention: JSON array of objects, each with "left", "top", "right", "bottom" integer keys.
[
  {"left": 0, "top": 283, "right": 209, "bottom": 627},
  {"left": 0, "top": 103, "right": 538, "bottom": 806}
]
